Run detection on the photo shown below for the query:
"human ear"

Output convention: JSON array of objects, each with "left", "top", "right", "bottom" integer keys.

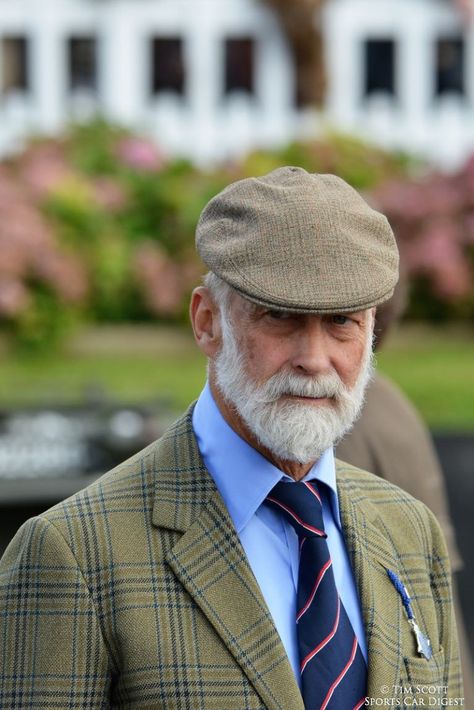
[{"left": 189, "top": 287, "right": 222, "bottom": 358}]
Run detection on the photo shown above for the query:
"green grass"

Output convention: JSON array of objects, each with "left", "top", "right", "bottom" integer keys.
[
  {"left": 0, "top": 352, "right": 207, "bottom": 412},
  {"left": 376, "top": 324, "right": 474, "bottom": 431},
  {"left": 0, "top": 324, "right": 472, "bottom": 430}
]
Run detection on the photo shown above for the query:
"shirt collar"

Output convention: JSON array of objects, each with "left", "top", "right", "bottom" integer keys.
[{"left": 192, "top": 382, "right": 342, "bottom": 533}]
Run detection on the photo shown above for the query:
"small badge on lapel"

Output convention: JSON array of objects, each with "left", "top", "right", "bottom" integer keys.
[{"left": 387, "top": 569, "right": 433, "bottom": 661}]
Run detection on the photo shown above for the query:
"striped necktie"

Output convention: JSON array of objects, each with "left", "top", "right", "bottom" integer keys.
[{"left": 266, "top": 480, "right": 367, "bottom": 710}]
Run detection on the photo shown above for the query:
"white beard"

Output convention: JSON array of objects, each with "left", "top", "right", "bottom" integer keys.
[{"left": 214, "top": 312, "right": 374, "bottom": 464}]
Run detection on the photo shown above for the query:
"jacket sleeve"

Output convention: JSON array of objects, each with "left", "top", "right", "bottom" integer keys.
[{"left": 0, "top": 516, "right": 112, "bottom": 709}]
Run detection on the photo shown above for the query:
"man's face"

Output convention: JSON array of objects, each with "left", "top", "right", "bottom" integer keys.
[{"left": 212, "top": 293, "right": 375, "bottom": 464}]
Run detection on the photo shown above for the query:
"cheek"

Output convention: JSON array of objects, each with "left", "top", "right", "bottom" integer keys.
[
  {"left": 338, "top": 339, "right": 371, "bottom": 387},
  {"left": 240, "top": 333, "right": 288, "bottom": 380}
]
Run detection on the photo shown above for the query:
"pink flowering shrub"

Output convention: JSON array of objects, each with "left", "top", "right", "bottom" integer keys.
[
  {"left": 0, "top": 161, "right": 88, "bottom": 348},
  {"left": 0, "top": 121, "right": 214, "bottom": 348},
  {"left": 1, "top": 119, "right": 472, "bottom": 350},
  {"left": 134, "top": 243, "right": 201, "bottom": 318},
  {"left": 371, "top": 160, "right": 474, "bottom": 320},
  {"left": 116, "top": 137, "right": 166, "bottom": 173}
]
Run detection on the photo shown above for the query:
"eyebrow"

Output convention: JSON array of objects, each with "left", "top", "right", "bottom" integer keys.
[{"left": 247, "top": 303, "right": 288, "bottom": 317}]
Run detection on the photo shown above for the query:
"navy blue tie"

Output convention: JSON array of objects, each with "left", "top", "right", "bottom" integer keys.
[{"left": 266, "top": 480, "right": 367, "bottom": 710}]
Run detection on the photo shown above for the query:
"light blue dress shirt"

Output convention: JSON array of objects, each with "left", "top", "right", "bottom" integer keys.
[{"left": 192, "top": 382, "right": 367, "bottom": 683}]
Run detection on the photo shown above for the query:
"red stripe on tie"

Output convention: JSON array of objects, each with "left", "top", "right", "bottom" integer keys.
[
  {"left": 266, "top": 497, "right": 325, "bottom": 537},
  {"left": 300, "top": 597, "right": 341, "bottom": 673},
  {"left": 353, "top": 697, "right": 367, "bottom": 709},
  {"left": 320, "top": 636, "right": 359, "bottom": 710},
  {"left": 296, "top": 559, "right": 332, "bottom": 622},
  {"left": 303, "top": 480, "right": 322, "bottom": 504}
]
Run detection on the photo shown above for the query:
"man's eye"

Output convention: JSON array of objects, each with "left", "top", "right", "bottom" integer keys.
[
  {"left": 266, "top": 310, "right": 290, "bottom": 320},
  {"left": 331, "top": 315, "right": 350, "bottom": 325}
]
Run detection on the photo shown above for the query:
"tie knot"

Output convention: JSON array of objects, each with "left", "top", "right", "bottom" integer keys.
[{"left": 266, "top": 480, "right": 327, "bottom": 539}]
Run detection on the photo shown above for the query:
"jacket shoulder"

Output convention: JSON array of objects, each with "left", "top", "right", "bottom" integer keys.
[
  {"left": 336, "top": 457, "right": 429, "bottom": 504},
  {"left": 36, "top": 408, "right": 196, "bottom": 540}
]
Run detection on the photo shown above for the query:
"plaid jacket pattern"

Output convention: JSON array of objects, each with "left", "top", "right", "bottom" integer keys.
[{"left": 0, "top": 407, "right": 463, "bottom": 709}]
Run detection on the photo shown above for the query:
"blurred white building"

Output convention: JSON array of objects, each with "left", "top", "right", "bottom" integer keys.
[{"left": 0, "top": 0, "right": 473, "bottom": 167}]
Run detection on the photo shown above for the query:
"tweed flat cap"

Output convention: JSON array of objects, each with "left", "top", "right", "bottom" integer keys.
[{"left": 196, "top": 166, "right": 399, "bottom": 313}]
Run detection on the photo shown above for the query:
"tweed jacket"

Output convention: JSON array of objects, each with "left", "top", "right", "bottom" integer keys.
[{"left": 0, "top": 408, "right": 463, "bottom": 709}]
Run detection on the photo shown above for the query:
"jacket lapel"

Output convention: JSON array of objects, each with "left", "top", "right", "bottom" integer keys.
[
  {"left": 152, "top": 411, "right": 304, "bottom": 710},
  {"left": 336, "top": 460, "right": 405, "bottom": 700}
]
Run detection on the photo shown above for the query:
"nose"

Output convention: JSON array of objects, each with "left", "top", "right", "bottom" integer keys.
[{"left": 289, "top": 317, "right": 333, "bottom": 375}]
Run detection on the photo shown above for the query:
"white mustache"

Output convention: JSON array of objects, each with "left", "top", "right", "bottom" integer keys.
[{"left": 255, "top": 371, "right": 345, "bottom": 403}]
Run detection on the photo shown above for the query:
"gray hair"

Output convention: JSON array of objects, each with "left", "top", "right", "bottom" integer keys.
[
  {"left": 203, "top": 272, "right": 234, "bottom": 316},
  {"left": 202, "top": 273, "right": 235, "bottom": 377}
]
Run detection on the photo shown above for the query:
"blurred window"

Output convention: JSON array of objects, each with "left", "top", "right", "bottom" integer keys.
[
  {"left": 435, "top": 37, "right": 465, "bottom": 96},
  {"left": 1, "top": 36, "right": 29, "bottom": 94},
  {"left": 68, "top": 37, "right": 98, "bottom": 92},
  {"left": 225, "top": 38, "right": 255, "bottom": 95},
  {"left": 364, "top": 39, "right": 396, "bottom": 97},
  {"left": 150, "top": 37, "right": 185, "bottom": 95}
]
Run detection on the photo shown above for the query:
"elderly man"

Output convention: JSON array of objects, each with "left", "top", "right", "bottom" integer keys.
[{"left": 0, "top": 168, "right": 463, "bottom": 709}]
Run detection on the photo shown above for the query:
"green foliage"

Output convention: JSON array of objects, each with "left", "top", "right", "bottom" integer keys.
[
  {"left": 0, "top": 118, "right": 472, "bottom": 353},
  {"left": 44, "top": 177, "right": 106, "bottom": 244},
  {"left": 240, "top": 132, "right": 414, "bottom": 189},
  {"left": 10, "top": 287, "right": 79, "bottom": 353},
  {"left": 87, "top": 232, "right": 139, "bottom": 322},
  {"left": 67, "top": 119, "right": 129, "bottom": 176}
]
